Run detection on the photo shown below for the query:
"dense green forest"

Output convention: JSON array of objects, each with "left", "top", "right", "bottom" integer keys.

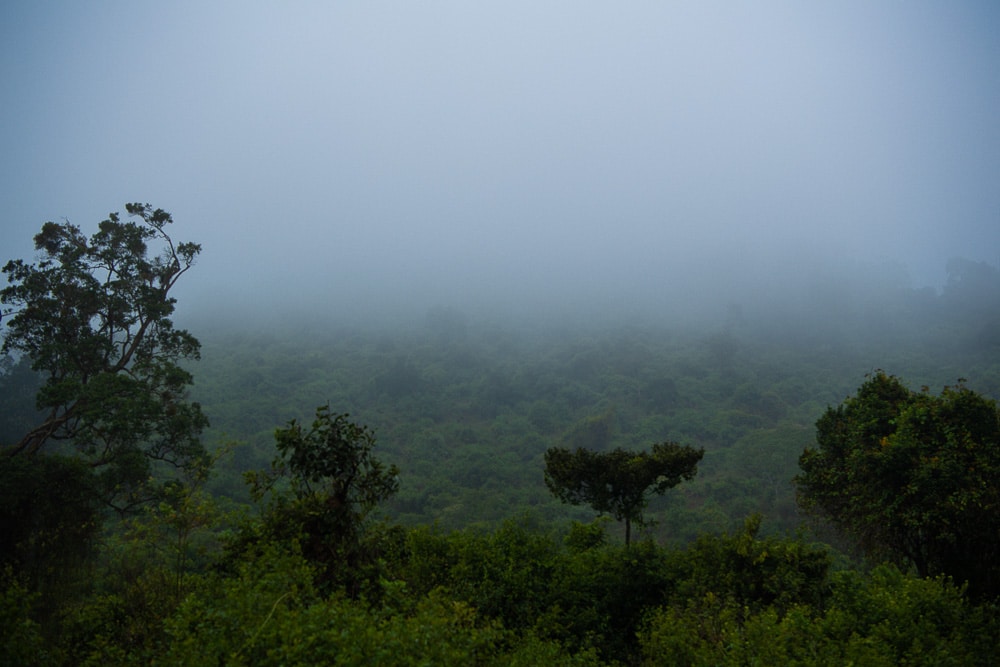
[
  {"left": 188, "top": 262, "right": 1000, "bottom": 545},
  {"left": 3, "top": 213, "right": 1000, "bottom": 664}
]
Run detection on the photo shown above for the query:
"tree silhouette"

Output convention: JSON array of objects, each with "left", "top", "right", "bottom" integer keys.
[
  {"left": 544, "top": 442, "right": 703, "bottom": 545},
  {"left": 1, "top": 203, "right": 206, "bottom": 510}
]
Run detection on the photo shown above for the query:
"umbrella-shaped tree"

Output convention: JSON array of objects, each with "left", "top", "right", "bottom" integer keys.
[{"left": 544, "top": 442, "right": 703, "bottom": 545}]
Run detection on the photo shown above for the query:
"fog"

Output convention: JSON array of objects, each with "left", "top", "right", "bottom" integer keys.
[{"left": 2, "top": 2, "right": 998, "bottom": 332}]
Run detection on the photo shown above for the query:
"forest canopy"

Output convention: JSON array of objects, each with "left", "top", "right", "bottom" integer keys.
[
  {"left": 797, "top": 371, "right": 1000, "bottom": 599},
  {"left": 2, "top": 208, "right": 1000, "bottom": 665}
]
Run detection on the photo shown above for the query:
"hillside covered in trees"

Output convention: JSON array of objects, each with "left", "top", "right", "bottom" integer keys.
[
  {"left": 2, "top": 211, "right": 1000, "bottom": 664},
  {"left": 186, "top": 256, "right": 1000, "bottom": 543}
]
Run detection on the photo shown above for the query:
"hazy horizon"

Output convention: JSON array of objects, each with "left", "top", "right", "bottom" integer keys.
[{"left": 3, "top": 2, "right": 998, "bottom": 331}]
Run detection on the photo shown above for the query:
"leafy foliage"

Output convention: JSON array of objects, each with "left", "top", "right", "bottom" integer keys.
[
  {"left": 544, "top": 442, "right": 703, "bottom": 544},
  {"left": 158, "top": 541, "right": 600, "bottom": 667},
  {"left": 242, "top": 406, "right": 401, "bottom": 596},
  {"left": 0, "top": 569, "right": 50, "bottom": 666},
  {"left": 797, "top": 371, "right": 1000, "bottom": 598},
  {"left": 666, "top": 514, "right": 832, "bottom": 617},
  {"left": 640, "top": 564, "right": 1000, "bottom": 666},
  {"left": 399, "top": 515, "right": 839, "bottom": 664},
  {"left": 1, "top": 203, "right": 207, "bottom": 510}
]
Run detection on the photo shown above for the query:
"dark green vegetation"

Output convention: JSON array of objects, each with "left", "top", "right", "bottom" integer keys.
[
  {"left": 544, "top": 442, "right": 703, "bottom": 545},
  {"left": 241, "top": 406, "right": 402, "bottom": 598},
  {"left": 3, "top": 209, "right": 1000, "bottom": 664},
  {"left": 1, "top": 204, "right": 207, "bottom": 511},
  {"left": 798, "top": 371, "right": 1000, "bottom": 600}
]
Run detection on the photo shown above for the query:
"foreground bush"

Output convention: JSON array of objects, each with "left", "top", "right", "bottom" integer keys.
[
  {"left": 640, "top": 564, "right": 1000, "bottom": 666},
  {"left": 156, "top": 543, "right": 598, "bottom": 667}
]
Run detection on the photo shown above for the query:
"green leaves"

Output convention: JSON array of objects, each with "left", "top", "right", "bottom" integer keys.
[
  {"left": 244, "top": 406, "right": 400, "bottom": 597},
  {"left": 639, "top": 563, "right": 995, "bottom": 667},
  {"left": 796, "top": 371, "right": 1000, "bottom": 599},
  {"left": 544, "top": 442, "right": 703, "bottom": 545},
  {"left": 1, "top": 204, "right": 206, "bottom": 508},
  {"left": 260, "top": 406, "right": 400, "bottom": 510}
]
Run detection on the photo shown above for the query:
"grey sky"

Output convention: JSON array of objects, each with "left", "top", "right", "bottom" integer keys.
[{"left": 2, "top": 2, "right": 998, "bottom": 326}]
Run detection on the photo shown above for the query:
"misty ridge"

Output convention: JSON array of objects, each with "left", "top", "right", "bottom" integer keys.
[{"left": 181, "top": 248, "right": 1000, "bottom": 356}]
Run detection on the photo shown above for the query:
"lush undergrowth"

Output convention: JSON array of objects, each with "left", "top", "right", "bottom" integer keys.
[{"left": 6, "top": 510, "right": 999, "bottom": 666}]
